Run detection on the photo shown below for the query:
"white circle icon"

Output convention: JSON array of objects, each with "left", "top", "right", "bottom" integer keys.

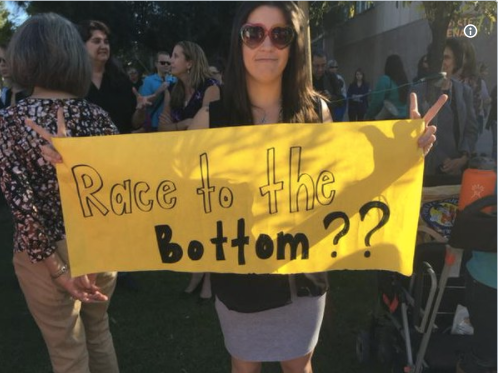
[{"left": 464, "top": 24, "right": 478, "bottom": 38}]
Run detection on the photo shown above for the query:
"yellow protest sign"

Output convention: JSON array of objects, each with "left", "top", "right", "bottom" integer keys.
[{"left": 54, "top": 119, "right": 425, "bottom": 277}]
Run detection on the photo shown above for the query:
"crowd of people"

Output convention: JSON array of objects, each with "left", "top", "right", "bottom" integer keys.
[
  {"left": 0, "top": 2, "right": 494, "bottom": 373},
  {"left": 312, "top": 40, "right": 495, "bottom": 175}
]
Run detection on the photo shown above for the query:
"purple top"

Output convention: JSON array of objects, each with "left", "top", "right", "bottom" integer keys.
[{"left": 170, "top": 78, "right": 219, "bottom": 122}]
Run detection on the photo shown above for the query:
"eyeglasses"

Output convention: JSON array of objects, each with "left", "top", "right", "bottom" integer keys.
[
  {"left": 240, "top": 23, "right": 295, "bottom": 50},
  {"left": 158, "top": 61, "right": 171, "bottom": 66},
  {"left": 0, "top": 58, "right": 6, "bottom": 64}
]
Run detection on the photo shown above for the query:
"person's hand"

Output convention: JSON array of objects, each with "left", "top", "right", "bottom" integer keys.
[
  {"left": 25, "top": 108, "right": 66, "bottom": 164},
  {"left": 154, "top": 81, "right": 169, "bottom": 96},
  {"left": 441, "top": 157, "right": 467, "bottom": 175},
  {"left": 409, "top": 92, "right": 448, "bottom": 156},
  {"left": 132, "top": 88, "right": 155, "bottom": 111},
  {"left": 55, "top": 272, "right": 108, "bottom": 302}
]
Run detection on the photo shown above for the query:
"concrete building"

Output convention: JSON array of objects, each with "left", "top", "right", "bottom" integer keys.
[{"left": 314, "top": 1, "right": 497, "bottom": 102}]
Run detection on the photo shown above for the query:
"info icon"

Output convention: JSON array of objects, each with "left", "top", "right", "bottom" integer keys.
[{"left": 463, "top": 24, "right": 478, "bottom": 38}]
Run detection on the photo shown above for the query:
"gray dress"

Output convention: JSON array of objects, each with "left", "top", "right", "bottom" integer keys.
[{"left": 214, "top": 275, "right": 326, "bottom": 362}]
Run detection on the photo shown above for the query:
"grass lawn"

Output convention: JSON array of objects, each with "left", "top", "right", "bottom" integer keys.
[{"left": 0, "top": 204, "right": 384, "bottom": 373}]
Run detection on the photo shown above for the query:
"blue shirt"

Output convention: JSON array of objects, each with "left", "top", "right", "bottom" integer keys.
[
  {"left": 466, "top": 252, "right": 497, "bottom": 289},
  {"left": 466, "top": 185, "right": 497, "bottom": 289},
  {"left": 139, "top": 73, "right": 176, "bottom": 129}
]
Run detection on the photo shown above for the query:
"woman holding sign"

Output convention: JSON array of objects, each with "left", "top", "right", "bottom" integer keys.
[
  {"left": 189, "top": 2, "right": 447, "bottom": 372},
  {"left": 0, "top": 14, "right": 119, "bottom": 373}
]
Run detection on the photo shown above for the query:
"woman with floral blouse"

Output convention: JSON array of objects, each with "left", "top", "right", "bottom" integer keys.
[{"left": 0, "top": 13, "right": 120, "bottom": 373}]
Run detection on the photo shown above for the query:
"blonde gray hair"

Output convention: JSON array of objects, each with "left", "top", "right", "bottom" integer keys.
[{"left": 8, "top": 13, "right": 92, "bottom": 97}]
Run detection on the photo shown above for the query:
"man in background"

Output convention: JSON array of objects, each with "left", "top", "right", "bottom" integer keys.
[
  {"left": 139, "top": 51, "right": 176, "bottom": 131},
  {"left": 328, "top": 59, "right": 347, "bottom": 121},
  {"left": 311, "top": 49, "right": 343, "bottom": 121}
]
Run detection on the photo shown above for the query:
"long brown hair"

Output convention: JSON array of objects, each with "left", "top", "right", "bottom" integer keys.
[
  {"left": 170, "top": 41, "right": 213, "bottom": 110},
  {"left": 222, "top": 1, "right": 320, "bottom": 125}
]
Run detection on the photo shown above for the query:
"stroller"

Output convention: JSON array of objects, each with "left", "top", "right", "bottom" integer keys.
[{"left": 356, "top": 187, "right": 497, "bottom": 373}]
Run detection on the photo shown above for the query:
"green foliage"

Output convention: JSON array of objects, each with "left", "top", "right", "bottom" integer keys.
[
  {"left": 16, "top": 1, "right": 239, "bottom": 70},
  {"left": 406, "top": 1, "right": 496, "bottom": 33},
  {"left": 0, "top": 2, "right": 15, "bottom": 44},
  {"left": 310, "top": 1, "right": 375, "bottom": 26},
  {"left": 309, "top": 1, "right": 334, "bottom": 26}
]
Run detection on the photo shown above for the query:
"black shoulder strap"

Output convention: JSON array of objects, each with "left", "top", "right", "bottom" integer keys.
[
  {"left": 208, "top": 100, "right": 226, "bottom": 128},
  {"left": 462, "top": 194, "right": 497, "bottom": 215}
]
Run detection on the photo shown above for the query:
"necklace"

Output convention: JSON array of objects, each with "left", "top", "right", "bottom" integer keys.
[{"left": 254, "top": 106, "right": 283, "bottom": 124}]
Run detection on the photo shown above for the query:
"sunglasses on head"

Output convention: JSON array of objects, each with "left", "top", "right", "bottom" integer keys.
[
  {"left": 158, "top": 61, "right": 171, "bottom": 66},
  {"left": 240, "top": 23, "right": 295, "bottom": 50}
]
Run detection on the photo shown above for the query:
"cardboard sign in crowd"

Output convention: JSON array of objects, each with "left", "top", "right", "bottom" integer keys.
[{"left": 54, "top": 119, "right": 425, "bottom": 276}]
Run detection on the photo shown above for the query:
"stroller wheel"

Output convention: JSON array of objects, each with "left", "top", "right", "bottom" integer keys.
[{"left": 356, "top": 330, "right": 371, "bottom": 364}]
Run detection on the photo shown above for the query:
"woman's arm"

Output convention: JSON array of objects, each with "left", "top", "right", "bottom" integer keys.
[
  {"left": 177, "top": 85, "right": 220, "bottom": 130},
  {"left": 157, "top": 90, "right": 177, "bottom": 131},
  {"left": 201, "top": 85, "right": 220, "bottom": 107},
  {"left": 160, "top": 85, "right": 221, "bottom": 131},
  {"left": 131, "top": 88, "right": 157, "bottom": 130},
  {"left": 189, "top": 106, "right": 210, "bottom": 131},
  {"left": 5, "top": 113, "right": 108, "bottom": 303}
]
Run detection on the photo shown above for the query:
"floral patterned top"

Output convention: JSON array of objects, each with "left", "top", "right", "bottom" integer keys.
[{"left": 0, "top": 98, "right": 118, "bottom": 262}]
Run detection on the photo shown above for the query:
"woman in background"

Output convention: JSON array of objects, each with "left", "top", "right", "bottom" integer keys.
[
  {"left": 0, "top": 13, "right": 119, "bottom": 373},
  {"left": 0, "top": 43, "right": 28, "bottom": 109},
  {"left": 366, "top": 54, "right": 409, "bottom": 120},
  {"left": 209, "top": 55, "right": 226, "bottom": 84},
  {"left": 157, "top": 41, "right": 220, "bottom": 300},
  {"left": 347, "top": 68, "right": 369, "bottom": 121},
  {"left": 413, "top": 54, "right": 429, "bottom": 83},
  {"left": 77, "top": 20, "right": 145, "bottom": 134},
  {"left": 158, "top": 41, "right": 220, "bottom": 131}
]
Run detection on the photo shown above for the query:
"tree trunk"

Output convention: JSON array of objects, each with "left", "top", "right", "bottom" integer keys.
[{"left": 423, "top": 2, "right": 460, "bottom": 105}]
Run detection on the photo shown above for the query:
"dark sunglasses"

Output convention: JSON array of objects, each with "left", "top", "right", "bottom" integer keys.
[
  {"left": 240, "top": 23, "right": 295, "bottom": 50},
  {"left": 158, "top": 61, "right": 171, "bottom": 66}
]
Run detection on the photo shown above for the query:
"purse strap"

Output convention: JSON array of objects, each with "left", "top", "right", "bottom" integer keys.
[{"left": 461, "top": 194, "right": 497, "bottom": 215}]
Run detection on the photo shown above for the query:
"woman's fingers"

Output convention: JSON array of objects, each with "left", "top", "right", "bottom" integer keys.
[
  {"left": 423, "top": 94, "right": 448, "bottom": 126},
  {"left": 73, "top": 289, "right": 108, "bottom": 303},
  {"left": 418, "top": 125, "right": 437, "bottom": 156},
  {"left": 56, "top": 108, "right": 68, "bottom": 137},
  {"left": 40, "top": 145, "right": 63, "bottom": 163},
  {"left": 409, "top": 92, "right": 448, "bottom": 125},
  {"left": 409, "top": 92, "right": 420, "bottom": 119},
  {"left": 25, "top": 118, "right": 54, "bottom": 144},
  {"left": 410, "top": 92, "right": 446, "bottom": 157},
  {"left": 25, "top": 108, "right": 68, "bottom": 141}
]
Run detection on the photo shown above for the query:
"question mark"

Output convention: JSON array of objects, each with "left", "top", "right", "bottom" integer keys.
[
  {"left": 323, "top": 211, "right": 350, "bottom": 258},
  {"left": 359, "top": 201, "right": 390, "bottom": 257}
]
